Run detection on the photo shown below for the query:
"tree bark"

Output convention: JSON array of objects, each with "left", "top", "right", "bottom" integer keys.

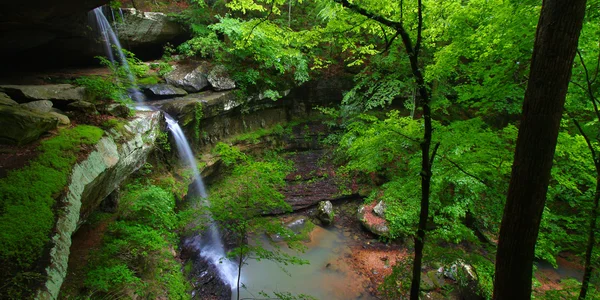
[{"left": 492, "top": 0, "right": 587, "bottom": 299}]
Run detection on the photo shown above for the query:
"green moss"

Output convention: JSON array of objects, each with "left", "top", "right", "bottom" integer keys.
[
  {"left": 0, "top": 125, "right": 103, "bottom": 296},
  {"left": 137, "top": 75, "right": 160, "bottom": 85}
]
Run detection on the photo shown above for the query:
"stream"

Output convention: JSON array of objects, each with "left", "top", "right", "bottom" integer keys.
[{"left": 236, "top": 224, "right": 377, "bottom": 300}]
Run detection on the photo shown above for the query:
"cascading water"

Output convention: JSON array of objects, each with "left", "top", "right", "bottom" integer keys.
[
  {"left": 165, "top": 114, "right": 239, "bottom": 288},
  {"left": 90, "top": 5, "right": 238, "bottom": 291},
  {"left": 89, "top": 7, "right": 145, "bottom": 102}
]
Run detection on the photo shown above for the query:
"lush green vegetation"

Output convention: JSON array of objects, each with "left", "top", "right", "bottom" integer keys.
[
  {"left": 0, "top": 125, "right": 104, "bottom": 297},
  {"left": 166, "top": 0, "right": 600, "bottom": 298},
  {"left": 83, "top": 184, "right": 189, "bottom": 298}
]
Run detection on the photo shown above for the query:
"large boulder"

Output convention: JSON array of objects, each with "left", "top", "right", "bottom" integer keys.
[
  {"left": 0, "top": 84, "right": 86, "bottom": 105},
  {"left": 139, "top": 83, "right": 188, "bottom": 98},
  {"left": 0, "top": 105, "right": 58, "bottom": 145},
  {"left": 358, "top": 203, "right": 391, "bottom": 237},
  {"left": 116, "top": 9, "right": 188, "bottom": 50},
  {"left": 316, "top": 200, "right": 335, "bottom": 225},
  {"left": 208, "top": 65, "right": 236, "bottom": 91},
  {"left": 165, "top": 63, "right": 211, "bottom": 92}
]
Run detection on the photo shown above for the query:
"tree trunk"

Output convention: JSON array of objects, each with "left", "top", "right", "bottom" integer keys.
[
  {"left": 492, "top": 0, "right": 587, "bottom": 299},
  {"left": 580, "top": 176, "right": 600, "bottom": 299}
]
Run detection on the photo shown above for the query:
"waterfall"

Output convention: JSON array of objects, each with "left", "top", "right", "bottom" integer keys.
[
  {"left": 89, "top": 7, "right": 145, "bottom": 102},
  {"left": 165, "top": 114, "right": 239, "bottom": 288},
  {"left": 90, "top": 5, "right": 238, "bottom": 290}
]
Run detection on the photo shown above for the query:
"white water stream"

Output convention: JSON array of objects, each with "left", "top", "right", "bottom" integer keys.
[
  {"left": 165, "top": 114, "right": 239, "bottom": 287},
  {"left": 90, "top": 7, "right": 145, "bottom": 102}
]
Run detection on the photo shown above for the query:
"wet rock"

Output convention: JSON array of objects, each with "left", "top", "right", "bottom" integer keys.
[
  {"left": 208, "top": 65, "right": 236, "bottom": 91},
  {"left": 139, "top": 83, "right": 188, "bottom": 98},
  {"left": 66, "top": 100, "right": 97, "bottom": 114},
  {"left": 165, "top": 63, "right": 210, "bottom": 92},
  {"left": 0, "top": 105, "right": 58, "bottom": 145},
  {"left": 0, "top": 92, "right": 18, "bottom": 106},
  {"left": 373, "top": 200, "right": 386, "bottom": 218},
  {"left": 0, "top": 84, "right": 86, "bottom": 103},
  {"left": 357, "top": 204, "right": 391, "bottom": 237},
  {"left": 98, "top": 103, "right": 131, "bottom": 118},
  {"left": 316, "top": 200, "right": 335, "bottom": 225},
  {"left": 21, "top": 100, "right": 53, "bottom": 113}
]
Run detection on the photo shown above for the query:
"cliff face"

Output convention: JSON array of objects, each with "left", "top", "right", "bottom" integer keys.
[{"left": 36, "top": 111, "right": 162, "bottom": 300}]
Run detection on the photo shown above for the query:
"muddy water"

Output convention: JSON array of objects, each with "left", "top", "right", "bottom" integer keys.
[
  {"left": 536, "top": 257, "right": 584, "bottom": 281},
  {"left": 234, "top": 225, "right": 376, "bottom": 300}
]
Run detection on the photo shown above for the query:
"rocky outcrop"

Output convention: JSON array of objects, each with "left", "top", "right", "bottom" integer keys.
[
  {"left": 35, "top": 111, "right": 162, "bottom": 300},
  {"left": 139, "top": 83, "right": 188, "bottom": 98},
  {"left": 0, "top": 105, "right": 59, "bottom": 145},
  {"left": 0, "top": 84, "right": 87, "bottom": 104},
  {"left": 208, "top": 65, "right": 236, "bottom": 91},
  {"left": 165, "top": 62, "right": 237, "bottom": 93},
  {"left": 117, "top": 9, "right": 188, "bottom": 48},
  {"left": 165, "top": 63, "right": 211, "bottom": 92}
]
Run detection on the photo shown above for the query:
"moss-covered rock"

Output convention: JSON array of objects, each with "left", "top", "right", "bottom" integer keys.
[
  {"left": 0, "top": 105, "right": 58, "bottom": 145},
  {"left": 316, "top": 200, "right": 335, "bottom": 225},
  {"left": 32, "top": 111, "right": 162, "bottom": 299}
]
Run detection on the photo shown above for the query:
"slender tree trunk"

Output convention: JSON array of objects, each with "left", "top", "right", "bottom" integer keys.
[
  {"left": 580, "top": 176, "right": 600, "bottom": 299},
  {"left": 492, "top": 1, "right": 587, "bottom": 299},
  {"left": 330, "top": 2, "right": 432, "bottom": 298},
  {"left": 237, "top": 231, "right": 244, "bottom": 300}
]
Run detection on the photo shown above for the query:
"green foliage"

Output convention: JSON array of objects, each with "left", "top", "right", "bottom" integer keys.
[
  {"left": 380, "top": 256, "right": 413, "bottom": 299},
  {"left": 337, "top": 111, "right": 514, "bottom": 240},
  {"left": 0, "top": 125, "right": 103, "bottom": 296},
  {"left": 74, "top": 75, "right": 131, "bottom": 104},
  {"left": 151, "top": 61, "right": 174, "bottom": 77},
  {"left": 137, "top": 75, "right": 160, "bottom": 85},
  {"left": 232, "top": 124, "right": 285, "bottom": 144},
  {"left": 121, "top": 48, "right": 150, "bottom": 79},
  {"left": 178, "top": 24, "right": 223, "bottom": 58},
  {"left": 157, "top": 131, "right": 171, "bottom": 153},
  {"left": 209, "top": 143, "right": 307, "bottom": 295},
  {"left": 84, "top": 184, "right": 189, "bottom": 298},
  {"left": 425, "top": 0, "right": 540, "bottom": 116}
]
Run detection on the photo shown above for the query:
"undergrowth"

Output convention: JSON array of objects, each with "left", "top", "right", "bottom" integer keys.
[{"left": 83, "top": 184, "right": 189, "bottom": 298}]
